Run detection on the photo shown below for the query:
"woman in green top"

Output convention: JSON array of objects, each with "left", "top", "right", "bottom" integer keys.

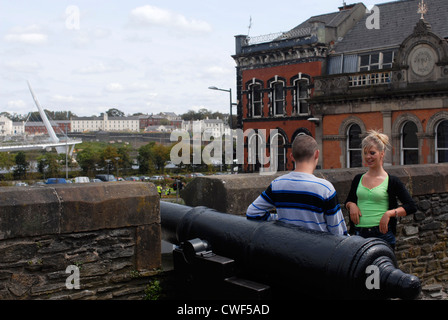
[{"left": 345, "top": 130, "right": 416, "bottom": 249}]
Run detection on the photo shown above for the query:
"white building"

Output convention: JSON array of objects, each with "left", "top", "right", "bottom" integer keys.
[
  {"left": 181, "top": 117, "right": 231, "bottom": 137},
  {"left": 71, "top": 113, "right": 140, "bottom": 133},
  {"left": 0, "top": 115, "right": 25, "bottom": 135},
  {"left": 0, "top": 115, "right": 13, "bottom": 135}
]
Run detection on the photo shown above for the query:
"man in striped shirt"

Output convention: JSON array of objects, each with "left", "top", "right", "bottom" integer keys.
[{"left": 246, "top": 134, "right": 348, "bottom": 235}]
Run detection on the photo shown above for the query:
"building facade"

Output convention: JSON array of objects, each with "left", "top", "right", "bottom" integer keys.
[
  {"left": 233, "top": 3, "right": 367, "bottom": 171},
  {"left": 181, "top": 117, "right": 231, "bottom": 138},
  {"left": 310, "top": 0, "right": 448, "bottom": 169},
  {"left": 71, "top": 113, "right": 140, "bottom": 133},
  {"left": 233, "top": 0, "right": 448, "bottom": 171},
  {"left": 25, "top": 120, "right": 70, "bottom": 135},
  {"left": 0, "top": 115, "right": 25, "bottom": 135}
]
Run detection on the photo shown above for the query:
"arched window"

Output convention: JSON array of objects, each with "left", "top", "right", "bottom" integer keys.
[
  {"left": 293, "top": 79, "right": 309, "bottom": 115},
  {"left": 248, "top": 82, "right": 263, "bottom": 117},
  {"left": 347, "top": 124, "right": 362, "bottom": 168},
  {"left": 273, "top": 133, "right": 287, "bottom": 172},
  {"left": 270, "top": 80, "right": 285, "bottom": 116},
  {"left": 436, "top": 120, "right": 448, "bottom": 163},
  {"left": 401, "top": 121, "right": 418, "bottom": 165}
]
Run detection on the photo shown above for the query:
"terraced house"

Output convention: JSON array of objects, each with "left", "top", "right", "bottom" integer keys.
[{"left": 233, "top": 0, "right": 448, "bottom": 171}]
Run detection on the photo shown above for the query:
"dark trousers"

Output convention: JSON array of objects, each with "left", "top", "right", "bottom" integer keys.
[{"left": 354, "top": 226, "right": 396, "bottom": 250}]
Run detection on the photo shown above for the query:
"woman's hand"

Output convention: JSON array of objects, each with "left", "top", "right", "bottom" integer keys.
[
  {"left": 347, "top": 202, "right": 362, "bottom": 225},
  {"left": 379, "top": 210, "right": 394, "bottom": 234}
]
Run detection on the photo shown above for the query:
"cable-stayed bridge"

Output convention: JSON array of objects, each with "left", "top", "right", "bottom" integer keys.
[{"left": 0, "top": 82, "right": 82, "bottom": 154}]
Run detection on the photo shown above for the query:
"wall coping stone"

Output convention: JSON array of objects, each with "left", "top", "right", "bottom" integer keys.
[
  {"left": 181, "top": 164, "right": 448, "bottom": 215},
  {"left": 0, "top": 182, "right": 160, "bottom": 239}
]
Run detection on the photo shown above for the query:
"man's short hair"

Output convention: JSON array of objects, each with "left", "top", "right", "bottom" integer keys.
[{"left": 292, "top": 133, "right": 318, "bottom": 162}]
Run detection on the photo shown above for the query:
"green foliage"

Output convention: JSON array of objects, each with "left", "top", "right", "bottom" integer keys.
[
  {"left": 137, "top": 142, "right": 171, "bottom": 174},
  {"left": 75, "top": 141, "right": 133, "bottom": 176},
  {"left": 143, "top": 279, "right": 161, "bottom": 300},
  {"left": 37, "top": 152, "right": 63, "bottom": 178},
  {"left": 13, "top": 152, "right": 28, "bottom": 179}
]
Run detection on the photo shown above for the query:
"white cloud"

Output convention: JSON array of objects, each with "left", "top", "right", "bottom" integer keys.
[
  {"left": 104, "top": 82, "right": 156, "bottom": 94},
  {"left": 50, "top": 95, "right": 77, "bottom": 103},
  {"left": 7, "top": 100, "right": 26, "bottom": 108},
  {"left": 73, "top": 59, "right": 127, "bottom": 74},
  {"left": 71, "top": 27, "right": 111, "bottom": 47},
  {"left": 4, "top": 60, "right": 42, "bottom": 73},
  {"left": 129, "top": 5, "right": 212, "bottom": 34},
  {"left": 4, "top": 24, "right": 48, "bottom": 45},
  {"left": 104, "top": 82, "right": 124, "bottom": 92}
]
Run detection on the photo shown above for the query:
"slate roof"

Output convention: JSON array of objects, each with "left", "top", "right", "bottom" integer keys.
[
  {"left": 285, "top": 4, "right": 363, "bottom": 38},
  {"left": 333, "top": 0, "right": 448, "bottom": 54},
  {"left": 293, "top": 6, "right": 357, "bottom": 30}
]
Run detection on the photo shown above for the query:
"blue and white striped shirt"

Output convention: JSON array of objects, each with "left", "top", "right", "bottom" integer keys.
[{"left": 246, "top": 172, "right": 348, "bottom": 235}]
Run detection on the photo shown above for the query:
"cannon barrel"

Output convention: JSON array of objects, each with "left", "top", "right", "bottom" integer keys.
[{"left": 161, "top": 201, "right": 421, "bottom": 300}]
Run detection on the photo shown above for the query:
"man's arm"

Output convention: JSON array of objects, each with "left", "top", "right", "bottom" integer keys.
[
  {"left": 246, "top": 185, "right": 278, "bottom": 221},
  {"left": 324, "top": 191, "right": 348, "bottom": 235}
]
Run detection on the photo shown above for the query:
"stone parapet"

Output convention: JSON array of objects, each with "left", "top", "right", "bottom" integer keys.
[
  {"left": 182, "top": 164, "right": 448, "bottom": 215},
  {"left": 181, "top": 164, "right": 448, "bottom": 291},
  {"left": 0, "top": 182, "right": 161, "bottom": 299}
]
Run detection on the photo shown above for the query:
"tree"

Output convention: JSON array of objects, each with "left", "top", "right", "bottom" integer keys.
[
  {"left": 77, "top": 146, "right": 101, "bottom": 175},
  {"left": 180, "top": 108, "right": 227, "bottom": 121},
  {"left": 151, "top": 144, "right": 171, "bottom": 171},
  {"left": 117, "top": 145, "right": 132, "bottom": 175},
  {"left": 137, "top": 142, "right": 171, "bottom": 174},
  {"left": 100, "top": 146, "right": 119, "bottom": 174},
  {"left": 137, "top": 142, "right": 155, "bottom": 174},
  {"left": 106, "top": 108, "right": 125, "bottom": 117},
  {"left": 0, "top": 152, "right": 15, "bottom": 171},
  {"left": 37, "top": 152, "right": 61, "bottom": 178},
  {"left": 13, "top": 152, "right": 29, "bottom": 180}
]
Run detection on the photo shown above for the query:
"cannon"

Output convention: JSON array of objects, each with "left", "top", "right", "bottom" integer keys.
[{"left": 161, "top": 201, "right": 421, "bottom": 300}]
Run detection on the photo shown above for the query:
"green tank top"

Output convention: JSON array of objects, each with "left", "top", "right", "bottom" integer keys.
[{"left": 356, "top": 174, "right": 389, "bottom": 227}]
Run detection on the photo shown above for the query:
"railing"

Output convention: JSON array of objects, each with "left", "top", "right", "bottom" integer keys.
[
  {"left": 348, "top": 71, "right": 392, "bottom": 87},
  {"left": 246, "top": 27, "right": 311, "bottom": 46}
]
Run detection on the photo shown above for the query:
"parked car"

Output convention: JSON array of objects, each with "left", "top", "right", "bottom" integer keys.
[
  {"left": 125, "top": 176, "right": 140, "bottom": 181},
  {"left": 73, "top": 176, "right": 90, "bottom": 183},
  {"left": 46, "top": 178, "right": 67, "bottom": 184},
  {"left": 95, "top": 174, "right": 117, "bottom": 182}
]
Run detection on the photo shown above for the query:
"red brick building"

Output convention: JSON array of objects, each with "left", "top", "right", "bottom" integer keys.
[
  {"left": 233, "top": 0, "right": 448, "bottom": 171},
  {"left": 311, "top": 0, "right": 448, "bottom": 169},
  {"left": 233, "top": 3, "right": 366, "bottom": 171},
  {"left": 25, "top": 121, "right": 70, "bottom": 135}
]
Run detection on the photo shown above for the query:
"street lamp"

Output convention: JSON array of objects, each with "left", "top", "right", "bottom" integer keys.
[{"left": 208, "top": 86, "right": 236, "bottom": 130}]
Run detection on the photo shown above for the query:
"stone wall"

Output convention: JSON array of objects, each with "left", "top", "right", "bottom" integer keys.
[
  {"left": 0, "top": 182, "right": 161, "bottom": 300},
  {"left": 181, "top": 164, "right": 448, "bottom": 289}
]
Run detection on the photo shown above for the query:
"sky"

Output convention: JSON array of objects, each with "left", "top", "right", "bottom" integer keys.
[{"left": 0, "top": 0, "right": 394, "bottom": 118}]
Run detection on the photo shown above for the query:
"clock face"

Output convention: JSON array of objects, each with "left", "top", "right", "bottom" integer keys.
[{"left": 410, "top": 45, "right": 436, "bottom": 77}]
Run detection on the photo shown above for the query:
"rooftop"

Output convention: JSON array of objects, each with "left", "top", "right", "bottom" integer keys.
[{"left": 333, "top": 0, "right": 448, "bottom": 54}]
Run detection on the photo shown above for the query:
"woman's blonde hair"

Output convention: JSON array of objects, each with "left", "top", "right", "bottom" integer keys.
[{"left": 362, "top": 130, "right": 390, "bottom": 156}]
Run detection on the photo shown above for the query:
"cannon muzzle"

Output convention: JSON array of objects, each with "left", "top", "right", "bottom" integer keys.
[{"left": 161, "top": 201, "right": 421, "bottom": 300}]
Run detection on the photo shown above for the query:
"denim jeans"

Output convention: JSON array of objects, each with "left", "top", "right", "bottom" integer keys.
[{"left": 354, "top": 226, "right": 396, "bottom": 250}]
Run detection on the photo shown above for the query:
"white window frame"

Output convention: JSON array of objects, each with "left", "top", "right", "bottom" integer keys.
[
  {"left": 293, "top": 77, "right": 310, "bottom": 115},
  {"left": 435, "top": 120, "right": 448, "bottom": 163},
  {"left": 271, "top": 79, "right": 285, "bottom": 117},
  {"left": 358, "top": 51, "right": 395, "bottom": 72},
  {"left": 249, "top": 82, "right": 263, "bottom": 118}
]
